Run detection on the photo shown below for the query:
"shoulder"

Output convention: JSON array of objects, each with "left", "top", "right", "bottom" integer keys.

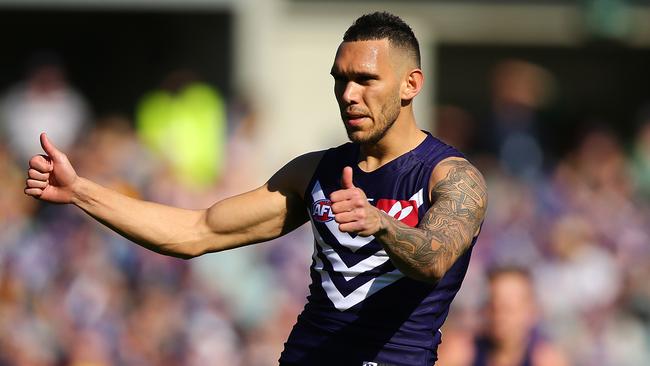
[
  {"left": 429, "top": 157, "right": 488, "bottom": 227},
  {"left": 268, "top": 150, "right": 327, "bottom": 199},
  {"left": 430, "top": 157, "right": 484, "bottom": 187},
  {"left": 411, "top": 133, "right": 465, "bottom": 168},
  {"left": 287, "top": 150, "right": 328, "bottom": 174}
]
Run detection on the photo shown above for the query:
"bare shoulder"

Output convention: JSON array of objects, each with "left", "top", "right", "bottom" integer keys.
[
  {"left": 428, "top": 157, "right": 488, "bottom": 235},
  {"left": 267, "top": 150, "right": 326, "bottom": 199}
]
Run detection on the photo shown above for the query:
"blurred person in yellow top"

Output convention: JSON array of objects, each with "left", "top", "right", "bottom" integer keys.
[{"left": 136, "top": 69, "right": 226, "bottom": 189}]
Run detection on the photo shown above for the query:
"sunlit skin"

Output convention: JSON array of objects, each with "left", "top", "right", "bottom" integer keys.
[
  {"left": 325, "top": 39, "right": 487, "bottom": 283},
  {"left": 330, "top": 39, "right": 425, "bottom": 170},
  {"left": 24, "top": 37, "right": 486, "bottom": 286}
]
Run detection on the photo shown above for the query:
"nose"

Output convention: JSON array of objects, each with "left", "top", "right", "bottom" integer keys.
[{"left": 340, "top": 81, "right": 361, "bottom": 105}]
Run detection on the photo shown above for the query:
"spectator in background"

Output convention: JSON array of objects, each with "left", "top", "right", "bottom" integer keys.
[
  {"left": 473, "top": 267, "right": 568, "bottom": 366},
  {"left": 135, "top": 69, "right": 226, "bottom": 190},
  {"left": 630, "top": 108, "right": 650, "bottom": 202},
  {"left": 435, "top": 104, "right": 477, "bottom": 154},
  {"left": 0, "top": 51, "right": 90, "bottom": 163},
  {"left": 483, "top": 59, "right": 556, "bottom": 181}
]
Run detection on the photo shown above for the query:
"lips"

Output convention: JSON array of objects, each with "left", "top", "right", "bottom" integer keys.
[
  {"left": 345, "top": 116, "right": 367, "bottom": 127},
  {"left": 344, "top": 112, "right": 369, "bottom": 127}
]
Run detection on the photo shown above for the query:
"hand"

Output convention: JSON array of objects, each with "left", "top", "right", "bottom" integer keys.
[
  {"left": 24, "top": 133, "right": 79, "bottom": 204},
  {"left": 329, "top": 166, "right": 383, "bottom": 237}
]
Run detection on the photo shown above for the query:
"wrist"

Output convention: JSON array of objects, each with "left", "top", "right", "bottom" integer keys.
[
  {"left": 70, "top": 176, "right": 90, "bottom": 206},
  {"left": 373, "top": 208, "right": 389, "bottom": 236}
]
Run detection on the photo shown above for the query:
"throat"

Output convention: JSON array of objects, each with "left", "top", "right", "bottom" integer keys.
[{"left": 357, "top": 130, "right": 427, "bottom": 172}]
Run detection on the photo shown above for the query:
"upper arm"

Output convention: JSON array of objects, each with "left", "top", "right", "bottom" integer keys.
[
  {"left": 418, "top": 157, "right": 487, "bottom": 274},
  {"left": 199, "top": 150, "right": 324, "bottom": 254}
]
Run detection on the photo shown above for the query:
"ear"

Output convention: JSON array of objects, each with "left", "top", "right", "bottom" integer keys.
[{"left": 401, "top": 68, "right": 424, "bottom": 101}]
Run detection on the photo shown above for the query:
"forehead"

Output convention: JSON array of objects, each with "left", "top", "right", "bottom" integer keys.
[
  {"left": 332, "top": 39, "right": 392, "bottom": 73},
  {"left": 490, "top": 273, "right": 532, "bottom": 299}
]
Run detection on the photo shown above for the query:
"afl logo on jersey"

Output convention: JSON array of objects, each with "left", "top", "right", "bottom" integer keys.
[{"left": 312, "top": 199, "right": 335, "bottom": 222}]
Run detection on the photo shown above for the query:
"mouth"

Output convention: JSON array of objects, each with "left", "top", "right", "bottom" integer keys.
[{"left": 344, "top": 114, "right": 369, "bottom": 127}]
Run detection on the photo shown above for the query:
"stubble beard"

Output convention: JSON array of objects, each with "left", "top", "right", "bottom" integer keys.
[{"left": 346, "top": 96, "right": 401, "bottom": 145}]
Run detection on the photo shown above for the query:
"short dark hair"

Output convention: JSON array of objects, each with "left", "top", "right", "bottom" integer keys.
[
  {"left": 343, "top": 12, "right": 421, "bottom": 67},
  {"left": 487, "top": 265, "right": 532, "bottom": 283}
]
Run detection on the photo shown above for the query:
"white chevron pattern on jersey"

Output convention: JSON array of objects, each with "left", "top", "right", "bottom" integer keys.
[{"left": 310, "top": 181, "right": 425, "bottom": 311}]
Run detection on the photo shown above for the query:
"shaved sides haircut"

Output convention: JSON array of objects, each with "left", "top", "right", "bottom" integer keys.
[{"left": 343, "top": 11, "right": 421, "bottom": 67}]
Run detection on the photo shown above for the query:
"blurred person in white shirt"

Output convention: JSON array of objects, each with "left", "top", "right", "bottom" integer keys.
[{"left": 0, "top": 51, "right": 89, "bottom": 163}]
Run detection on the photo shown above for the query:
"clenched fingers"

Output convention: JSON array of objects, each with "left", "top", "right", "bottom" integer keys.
[
  {"left": 29, "top": 154, "right": 53, "bottom": 173},
  {"left": 28, "top": 168, "right": 49, "bottom": 180},
  {"left": 333, "top": 210, "right": 358, "bottom": 224},
  {"left": 338, "top": 222, "right": 366, "bottom": 233},
  {"left": 330, "top": 200, "right": 357, "bottom": 214},
  {"left": 24, "top": 187, "right": 44, "bottom": 197},
  {"left": 26, "top": 178, "right": 48, "bottom": 189},
  {"left": 329, "top": 187, "right": 364, "bottom": 203}
]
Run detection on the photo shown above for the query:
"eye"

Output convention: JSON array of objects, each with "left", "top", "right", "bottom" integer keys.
[
  {"left": 357, "top": 76, "right": 374, "bottom": 85},
  {"left": 332, "top": 74, "right": 346, "bottom": 83}
]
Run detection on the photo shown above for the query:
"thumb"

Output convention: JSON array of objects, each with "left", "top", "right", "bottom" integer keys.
[
  {"left": 40, "top": 133, "right": 63, "bottom": 161},
  {"left": 341, "top": 166, "right": 355, "bottom": 189}
]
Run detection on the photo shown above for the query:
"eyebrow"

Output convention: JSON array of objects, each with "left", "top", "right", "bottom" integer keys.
[{"left": 330, "top": 70, "right": 379, "bottom": 80}]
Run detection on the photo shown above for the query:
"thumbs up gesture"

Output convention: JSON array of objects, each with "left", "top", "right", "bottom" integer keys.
[
  {"left": 24, "top": 133, "right": 79, "bottom": 204},
  {"left": 329, "top": 166, "right": 383, "bottom": 237}
]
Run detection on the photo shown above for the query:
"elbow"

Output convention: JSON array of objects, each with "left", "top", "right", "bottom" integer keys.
[
  {"left": 176, "top": 252, "right": 198, "bottom": 260},
  {"left": 402, "top": 267, "right": 445, "bottom": 285},
  {"left": 178, "top": 243, "right": 209, "bottom": 259},
  {"left": 155, "top": 241, "right": 203, "bottom": 260},
  {"left": 427, "top": 268, "right": 448, "bottom": 284},
  {"left": 414, "top": 264, "right": 454, "bottom": 285},
  {"left": 421, "top": 270, "right": 445, "bottom": 285}
]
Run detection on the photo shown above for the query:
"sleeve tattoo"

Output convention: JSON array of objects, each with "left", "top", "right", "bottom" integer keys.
[{"left": 375, "top": 159, "right": 487, "bottom": 282}]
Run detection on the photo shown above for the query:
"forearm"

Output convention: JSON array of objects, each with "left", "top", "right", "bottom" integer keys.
[
  {"left": 375, "top": 212, "right": 460, "bottom": 283},
  {"left": 374, "top": 159, "right": 486, "bottom": 283},
  {"left": 71, "top": 177, "right": 211, "bottom": 258},
  {"left": 27, "top": 135, "right": 310, "bottom": 258}
]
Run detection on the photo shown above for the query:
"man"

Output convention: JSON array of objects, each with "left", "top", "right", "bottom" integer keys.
[
  {"left": 25, "top": 12, "right": 487, "bottom": 366},
  {"left": 473, "top": 267, "right": 569, "bottom": 366},
  {"left": 1, "top": 52, "right": 89, "bottom": 164}
]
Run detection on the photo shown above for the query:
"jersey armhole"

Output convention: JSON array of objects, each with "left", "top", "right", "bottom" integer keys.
[{"left": 302, "top": 143, "right": 356, "bottom": 203}]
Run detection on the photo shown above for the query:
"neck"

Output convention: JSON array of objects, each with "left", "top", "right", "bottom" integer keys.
[
  {"left": 358, "top": 107, "right": 426, "bottom": 172},
  {"left": 488, "top": 335, "right": 529, "bottom": 366}
]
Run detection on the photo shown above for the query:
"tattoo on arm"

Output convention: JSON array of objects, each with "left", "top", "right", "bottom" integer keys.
[{"left": 376, "top": 160, "right": 487, "bottom": 281}]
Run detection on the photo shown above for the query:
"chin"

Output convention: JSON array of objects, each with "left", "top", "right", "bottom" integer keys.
[
  {"left": 346, "top": 126, "right": 391, "bottom": 145},
  {"left": 347, "top": 130, "right": 369, "bottom": 144},
  {"left": 347, "top": 132, "right": 378, "bottom": 145}
]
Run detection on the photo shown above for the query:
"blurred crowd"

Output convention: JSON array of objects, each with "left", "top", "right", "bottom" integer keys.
[{"left": 1, "top": 55, "right": 650, "bottom": 366}]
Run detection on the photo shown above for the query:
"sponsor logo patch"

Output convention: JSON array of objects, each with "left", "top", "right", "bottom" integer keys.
[{"left": 375, "top": 199, "right": 419, "bottom": 227}]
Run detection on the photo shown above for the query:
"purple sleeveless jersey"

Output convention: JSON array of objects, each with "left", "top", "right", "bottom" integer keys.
[{"left": 279, "top": 133, "right": 478, "bottom": 366}]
